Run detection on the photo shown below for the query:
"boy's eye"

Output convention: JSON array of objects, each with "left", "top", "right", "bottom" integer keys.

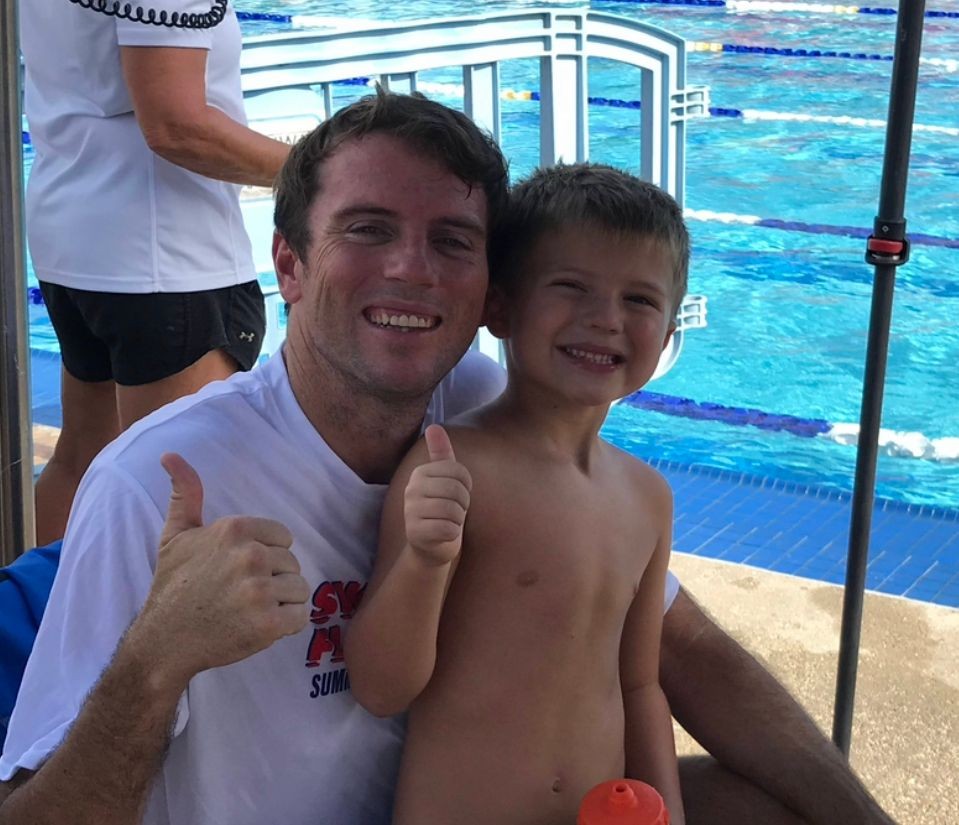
[
  {"left": 626, "top": 294, "right": 653, "bottom": 306},
  {"left": 552, "top": 280, "right": 586, "bottom": 291}
]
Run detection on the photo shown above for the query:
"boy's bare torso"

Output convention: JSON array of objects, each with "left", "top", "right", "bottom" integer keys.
[{"left": 392, "top": 410, "right": 668, "bottom": 825}]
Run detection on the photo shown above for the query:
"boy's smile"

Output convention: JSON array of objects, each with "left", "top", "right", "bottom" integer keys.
[
  {"left": 559, "top": 345, "right": 625, "bottom": 370},
  {"left": 494, "top": 227, "right": 677, "bottom": 408}
]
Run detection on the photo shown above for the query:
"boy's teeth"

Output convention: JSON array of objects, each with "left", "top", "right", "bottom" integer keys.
[
  {"left": 368, "top": 310, "right": 436, "bottom": 330},
  {"left": 567, "top": 347, "right": 616, "bottom": 365}
]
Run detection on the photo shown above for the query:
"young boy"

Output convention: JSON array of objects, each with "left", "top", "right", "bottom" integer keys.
[{"left": 345, "top": 163, "right": 688, "bottom": 825}]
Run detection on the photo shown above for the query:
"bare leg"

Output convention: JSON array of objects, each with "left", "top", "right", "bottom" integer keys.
[
  {"left": 661, "top": 590, "right": 894, "bottom": 825},
  {"left": 34, "top": 350, "right": 240, "bottom": 544},
  {"left": 116, "top": 349, "right": 239, "bottom": 428},
  {"left": 34, "top": 369, "right": 120, "bottom": 545},
  {"left": 680, "top": 755, "right": 808, "bottom": 825}
]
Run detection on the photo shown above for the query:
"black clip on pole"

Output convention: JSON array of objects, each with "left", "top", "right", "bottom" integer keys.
[{"left": 865, "top": 219, "right": 910, "bottom": 267}]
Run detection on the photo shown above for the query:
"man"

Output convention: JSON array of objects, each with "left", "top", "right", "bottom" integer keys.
[{"left": 0, "top": 91, "right": 894, "bottom": 825}]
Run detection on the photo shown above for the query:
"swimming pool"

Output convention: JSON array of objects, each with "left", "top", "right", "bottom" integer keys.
[{"left": 24, "top": 0, "right": 959, "bottom": 507}]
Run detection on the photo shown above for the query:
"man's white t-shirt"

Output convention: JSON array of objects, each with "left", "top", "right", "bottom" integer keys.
[
  {"left": 2, "top": 351, "right": 504, "bottom": 823},
  {"left": 19, "top": 0, "right": 256, "bottom": 293},
  {"left": 1, "top": 350, "right": 681, "bottom": 823}
]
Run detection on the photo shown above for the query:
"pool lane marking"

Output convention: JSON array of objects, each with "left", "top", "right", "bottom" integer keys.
[
  {"left": 345, "top": 77, "right": 959, "bottom": 138},
  {"left": 689, "top": 42, "right": 958, "bottom": 73},
  {"left": 619, "top": 391, "right": 959, "bottom": 463},
  {"left": 578, "top": 0, "right": 959, "bottom": 17},
  {"left": 234, "top": 5, "right": 959, "bottom": 24},
  {"left": 683, "top": 210, "right": 959, "bottom": 250}
]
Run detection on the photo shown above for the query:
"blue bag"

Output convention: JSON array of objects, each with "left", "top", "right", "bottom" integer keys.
[{"left": 0, "top": 541, "right": 62, "bottom": 748}]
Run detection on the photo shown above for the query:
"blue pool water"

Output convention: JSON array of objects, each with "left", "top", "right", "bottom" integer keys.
[{"left": 24, "top": 0, "right": 959, "bottom": 508}]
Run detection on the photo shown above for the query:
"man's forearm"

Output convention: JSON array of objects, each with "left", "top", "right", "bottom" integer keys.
[
  {"left": 0, "top": 631, "right": 186, "bottom": 825},
  {"left": 660, "top": 589, "right": 895, "bottom": 825}
]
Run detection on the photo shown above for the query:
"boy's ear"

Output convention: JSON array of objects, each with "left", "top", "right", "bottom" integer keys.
[
  {"left": 661, "top": 321, "right": 677, "bottom": 352},
  {"left": 482, "top": 285, "right": 511, "bottom": 340}
]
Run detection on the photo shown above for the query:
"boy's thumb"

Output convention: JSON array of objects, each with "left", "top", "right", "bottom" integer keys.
[
  {"left": 424, "top": 424, "right": 455, "bottom": 463},
  {"left": 160, "top": 452, "right": 205, "bottom": 542}
]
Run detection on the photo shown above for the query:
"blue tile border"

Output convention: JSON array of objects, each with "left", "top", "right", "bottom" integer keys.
[
  {"left": 648, "top": 456, "right": 959, "bottom": 522},
  {"left": 656, "top": 458, "right": 959, "bottom": 609}
]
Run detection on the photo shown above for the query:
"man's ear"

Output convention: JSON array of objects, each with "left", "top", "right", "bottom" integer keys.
[
  {"left": 482, "top": 285, "right": 511, "bottom": 340},
  {"left": 274, "top": 232, "right": 303, "bottom": 304}
]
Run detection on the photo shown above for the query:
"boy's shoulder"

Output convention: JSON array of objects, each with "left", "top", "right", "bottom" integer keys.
[
  {"left": 441, "top": 415, "right": 512, "bottom": 458},
  {"left": 437, "top": 411, "right": 535, "bottom": 478},
  {"left": 603, "top": 440, "right": 673, "bottom": 504}
]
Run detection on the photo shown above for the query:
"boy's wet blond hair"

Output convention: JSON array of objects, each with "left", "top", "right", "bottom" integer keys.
[{"left": 490, "top": 163, "right": 689, "bottom": 315}]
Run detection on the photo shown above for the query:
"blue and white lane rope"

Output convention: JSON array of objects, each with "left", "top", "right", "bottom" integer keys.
[
  {"left": 387, "top": 78, "right": 959, "bottom": 137},
  {"left": 620, "top": 390, "right": 959, "bottom": 462},
  {"left": 688, "top": 41, "right": 957, "bottom": 73},
  {"left": 21, "top": 71, "right": 958, "bottom": 139},
  {"left": 724, "top": 108, "right": 959, "bottom": 137},
  {"left": 683, "top": 210, "right": 959, "bottom": 250},
  {"left": 236, "top": 3, "right": 959, "bottom": 23},
  {"left": 235, "top": 11, "right": 959, "bottom": 71},
  {"left": 590, "top": 0, "right": 959, "bottom": 17}
]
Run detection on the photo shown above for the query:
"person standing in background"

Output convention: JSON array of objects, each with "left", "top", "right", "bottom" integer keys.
[{"left": 20, "top": 0, "right": 291, "bottom": 544}]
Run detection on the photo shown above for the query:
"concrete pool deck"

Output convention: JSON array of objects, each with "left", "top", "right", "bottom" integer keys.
[{"left": 671, "top": 552, "right": 959, "bottom": 825}]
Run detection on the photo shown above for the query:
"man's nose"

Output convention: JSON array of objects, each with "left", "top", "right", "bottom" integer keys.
[{"left": 383, "top": 238, "right": 440, "bottom": 287}]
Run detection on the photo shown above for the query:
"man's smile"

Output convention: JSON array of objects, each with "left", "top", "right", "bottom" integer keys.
[{"left": 364, "top": 307, "right": 441, "bottom": 332}]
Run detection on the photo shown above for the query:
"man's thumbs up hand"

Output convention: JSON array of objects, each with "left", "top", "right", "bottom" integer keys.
[
  {"left": 159, "top": 452, "right": 205, "bottom": 546},
  {"left": 130, "top": 454, "right": 311, "bottom": 691}
]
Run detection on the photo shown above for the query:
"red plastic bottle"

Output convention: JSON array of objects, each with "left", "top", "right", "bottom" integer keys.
[{"left": 577, "top": 779, "right": 670, "bottom": 824}]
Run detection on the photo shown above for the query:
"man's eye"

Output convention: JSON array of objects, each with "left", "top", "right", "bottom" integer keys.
[
  {"left": 437, "top": 236, "right": 471, "bottom": 251},
  {"left": 348, "top": 224, "right": 386, "bottom": 237}
]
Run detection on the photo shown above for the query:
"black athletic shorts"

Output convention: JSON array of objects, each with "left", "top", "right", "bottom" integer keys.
[{"left": 38, "top": 281, "right": 266, "bottom": 386}]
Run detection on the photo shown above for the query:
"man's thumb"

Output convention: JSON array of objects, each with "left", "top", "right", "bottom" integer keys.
[
  {"left": 424, "top": 424, "right": 455, "bottom": 463},
  {"left": 160, "top": 452, "right": 204, "bottom": 540}
]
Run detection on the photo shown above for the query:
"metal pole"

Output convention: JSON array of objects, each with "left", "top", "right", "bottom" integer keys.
[
  {"left": 0, "top": 0, "right": 35, "bottom": 565},
  {"left": 832, "top": 0, "right": 926, "bottom": 756}
]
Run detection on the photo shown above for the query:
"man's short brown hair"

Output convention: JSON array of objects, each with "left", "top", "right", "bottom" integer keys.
[{"left": 274, "top": 88, "right": 510, "bottom": 258}]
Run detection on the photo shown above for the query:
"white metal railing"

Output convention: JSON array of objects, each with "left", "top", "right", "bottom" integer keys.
[{"left": 239, "top": 9, "right": 709, "bottom": 375}]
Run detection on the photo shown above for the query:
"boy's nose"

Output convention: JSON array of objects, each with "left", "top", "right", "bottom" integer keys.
[
  {"left": 586, "top": 296, "right": 623, "bottom": 333},
  {"left": 383, "top": 239, "right": 440, "bottom": 287}
]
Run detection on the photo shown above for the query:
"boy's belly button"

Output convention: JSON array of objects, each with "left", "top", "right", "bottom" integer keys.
[
  {"left": 516, "top": 569, "right": 540, "bottom": 587},
  {"left": 551, "top": 776, "right": 564, "bottom": 793}
]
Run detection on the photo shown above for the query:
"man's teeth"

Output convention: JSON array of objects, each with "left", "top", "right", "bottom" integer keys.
[
  {"left": 368, "top": 310, "right": 436, "bottom": 330},
  {"left": 566, "top": 347, "right": 617, "bottom": 365}
]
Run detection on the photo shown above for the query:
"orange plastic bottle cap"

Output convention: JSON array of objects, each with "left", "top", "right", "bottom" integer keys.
[{"left": 577, "top": 778, "right": 669, "bottom": 824}]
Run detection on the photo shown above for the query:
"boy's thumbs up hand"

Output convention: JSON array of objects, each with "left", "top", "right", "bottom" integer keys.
[
  {"left": 425, "top": 422, "right": 457, "bottom": 463},
  {"left": 404, "top": 425, "right": 472, "bottom": 566},
  {"left": 129, "top": 453, "right": 311, "bottom": 692}
]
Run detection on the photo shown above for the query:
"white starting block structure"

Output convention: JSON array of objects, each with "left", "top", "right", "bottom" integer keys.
[{"left": 239, "top": 8, "right": 709, "bottom": 379}]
